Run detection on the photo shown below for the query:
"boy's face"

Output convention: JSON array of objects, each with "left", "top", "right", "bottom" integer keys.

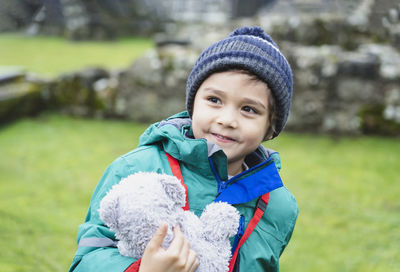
[{"left": 192, "top": 71, "right": 270, "bottom": 174}]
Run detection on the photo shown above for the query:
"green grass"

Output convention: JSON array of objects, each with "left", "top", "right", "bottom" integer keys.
[
  {"left": 0, "top": 114, "right": 399, "bottom": 271},
  {"left": 0, "top": 114, "right": 148, "bottom": 271},
  {"left": 0, "top": 33, "right": 153, "bottom": 77},
  {"left": 267, "top": 134, "right": 400, "bottom": 272}
]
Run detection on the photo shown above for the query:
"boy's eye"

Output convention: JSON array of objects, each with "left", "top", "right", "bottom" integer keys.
[
  {"left": 207, "top": 96, "right": 221, "bottom": 104},
  {"left": 242, "top": 106, "right": 257, "bottom": 114}
]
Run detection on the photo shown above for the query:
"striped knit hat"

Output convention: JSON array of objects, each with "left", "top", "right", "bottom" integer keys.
[{"left": 186, "top": 26, "right": 293, "bottom": 138}]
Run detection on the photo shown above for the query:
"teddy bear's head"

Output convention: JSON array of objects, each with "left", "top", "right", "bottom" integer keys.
[
  {"left": 99, "top": 172, "right": 240, "bottom": 272},
  {"left": 99, "top": 172, "right": 187, "bottom": 258}
]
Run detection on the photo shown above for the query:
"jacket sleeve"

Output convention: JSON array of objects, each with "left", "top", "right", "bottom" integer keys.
[{"left": 69, "top": 157, "right": 139, "bottom": 272}]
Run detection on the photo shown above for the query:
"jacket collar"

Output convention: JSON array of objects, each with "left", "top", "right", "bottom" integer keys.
[
  {"left": 138, "top": 112, "right": 211, "bottom": 170},
  {"left": 214, "top": 158, "right": 283, "bottom": 205},
  {"left": 139, "top": 112, "right": 284, "bottom": 204}
]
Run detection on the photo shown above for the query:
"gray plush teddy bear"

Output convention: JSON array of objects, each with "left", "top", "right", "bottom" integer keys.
[{"left": 99, "top": 172, "right": 240, "bottom": 272}]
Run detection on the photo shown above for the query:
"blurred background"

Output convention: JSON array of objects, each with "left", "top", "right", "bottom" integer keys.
[{"left": 0, "top": 0, "right": 399, "bottom": 271}]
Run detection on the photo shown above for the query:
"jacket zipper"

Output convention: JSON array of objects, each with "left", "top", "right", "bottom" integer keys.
[
  {"left": 208, "top": 157, "right": 226, "bottom": 195},
  {"left": 231, "top": 215, "right": 245, "bottom": 254}
]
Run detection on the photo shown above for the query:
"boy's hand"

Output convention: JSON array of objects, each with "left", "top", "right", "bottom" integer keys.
[{"left": 139, "top": 223, "right": 199, "bottom": 272}]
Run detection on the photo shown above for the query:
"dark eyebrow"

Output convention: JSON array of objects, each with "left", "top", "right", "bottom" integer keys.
[
  {"left": 202, "top": 87, "right": 224, "bottom": 94},
  {"left": 201, "top": 87, "right": 227, "bottom": 98}
]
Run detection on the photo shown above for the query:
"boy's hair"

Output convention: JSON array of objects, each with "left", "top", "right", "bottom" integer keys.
[{"left": 186, "top": 26, "right": 293, "bottom": 139}]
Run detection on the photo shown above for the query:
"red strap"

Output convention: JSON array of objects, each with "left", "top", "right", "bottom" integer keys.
[
  {"left": 124, "top": 258, "right": 141, "bottom": 272},
  {"left": 228, "top": 193, "right": 270, "bottom": 272},
  {"left": 165, "top": 152, "right": 189, "bottom": 211}
]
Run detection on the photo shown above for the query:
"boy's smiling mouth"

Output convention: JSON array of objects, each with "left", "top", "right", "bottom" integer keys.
[{"left": 211, "top": 133, "right": 236, "bottom": 143}]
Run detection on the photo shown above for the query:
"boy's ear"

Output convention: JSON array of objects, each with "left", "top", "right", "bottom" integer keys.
[{"left": 264, "top": 126, "right": 275, "bottom": 141}]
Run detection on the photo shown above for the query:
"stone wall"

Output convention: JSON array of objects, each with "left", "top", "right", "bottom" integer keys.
[
  {"left": 2, "top": 2, "right": 400, "bottom": 136},
  {"left": 2, "top": 38, "right": 399, "bottom": 136},
  {"left": 284, "top": 43, "right": 400, "bottom": 135},
  {"left": 0, "top": 70, "right": 47, "bottom": 123},
  {"left": 1, "top": 0, "right": 235, "bottom": 39}
]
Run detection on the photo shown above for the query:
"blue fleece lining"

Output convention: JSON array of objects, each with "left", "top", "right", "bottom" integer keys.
[{"left": 214, "top": 160, "right": 283, "bottom": 205}]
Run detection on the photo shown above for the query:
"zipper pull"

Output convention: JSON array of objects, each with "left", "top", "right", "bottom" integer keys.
[
  {"left": 218, "top": 181, "right": 227, "bottom": 194},
  {"left": 237, "top": 215, "right": 245, "bottom": 239}
]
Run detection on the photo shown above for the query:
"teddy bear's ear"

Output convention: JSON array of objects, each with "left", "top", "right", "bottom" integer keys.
[
  {"left": 200, "top": 201, "right": 240, "bottom": 241},
  {"left": 158, "top": 174, "right": 186, "bottom": 207},
  {"left": 99, "top": 188, "right": 121, "bottom": 230}
]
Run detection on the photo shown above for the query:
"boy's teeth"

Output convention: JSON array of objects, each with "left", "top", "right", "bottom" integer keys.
[{"left": 217, "top": 134, "right": 230, "bottom": 140}]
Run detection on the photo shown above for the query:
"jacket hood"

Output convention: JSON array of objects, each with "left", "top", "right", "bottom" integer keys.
[{"left": 138, "top": 111, "right": 210, "bottom": 169}]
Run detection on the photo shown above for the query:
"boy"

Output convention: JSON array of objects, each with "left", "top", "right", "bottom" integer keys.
[{"left": 69, "top": 26, "right": 298, "bottom": 272}]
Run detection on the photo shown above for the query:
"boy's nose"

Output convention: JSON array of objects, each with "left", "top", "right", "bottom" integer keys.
[{"left": 216, "top": 107, "right": 238, "bottom": 128}]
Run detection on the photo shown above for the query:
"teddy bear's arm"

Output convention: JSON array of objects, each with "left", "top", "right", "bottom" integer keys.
[{"left": 70, "top": 157, "right": 139, "bottom": 272}]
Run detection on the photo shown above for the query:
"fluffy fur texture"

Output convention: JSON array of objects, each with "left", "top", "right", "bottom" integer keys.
[{"left": 99, "top": 172, "right": 240, "bottom": 272}]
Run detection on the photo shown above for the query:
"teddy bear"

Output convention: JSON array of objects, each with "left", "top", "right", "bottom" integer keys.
[{"left": 99, "top": 172, "right": 240, "bottom": 272}]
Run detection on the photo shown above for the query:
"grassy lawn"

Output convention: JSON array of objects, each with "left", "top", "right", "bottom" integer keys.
[
  {"left": 0, "top": 33, "right": 153, "bottom": 78},
  {"left": 0, "top": 114, "right": 399, "bottom": 271},
  {"left": 268, "top": 134, "right": 400, "bottom": 272}
]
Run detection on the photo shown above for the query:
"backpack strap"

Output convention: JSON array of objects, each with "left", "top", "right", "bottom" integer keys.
[
  {"left": 165, "top": 152, "right": 189, "bottom": 211},
  {"left": 228, "top": 193, "right": 270, "bottom": 272}
]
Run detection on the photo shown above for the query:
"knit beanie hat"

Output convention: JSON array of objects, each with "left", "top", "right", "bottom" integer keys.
[{"left": 186, "top": 26, "right": 293, "bottom": 138}]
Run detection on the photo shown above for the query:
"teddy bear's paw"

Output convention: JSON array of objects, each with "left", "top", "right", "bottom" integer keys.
[
  {"left": 99, "top": 189, "right": 122, "bottom": 230},
  {"left": 200, "top": 201, "right": 240, "bottom": 241},
  {"left": 195, "top": 244, "right": 231, "bottom": 272},
  {"left": 117, "top": 240, "right": 139, "bottom": 259}
]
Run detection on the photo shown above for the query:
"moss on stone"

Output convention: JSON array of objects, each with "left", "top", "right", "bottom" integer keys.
[{"left": 358, "top": 104, "right": 400, "bottom": 136}]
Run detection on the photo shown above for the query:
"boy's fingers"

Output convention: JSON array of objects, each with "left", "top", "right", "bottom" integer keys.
[
  {"left": 187, "top": 249, "right": 199, "bottom": 272},
  {"left": 180, "top": 234, "right": 190, "bottom": 261},
  {"left": 147, "top": 222, "right": 168, "bottom": 250},
  {"left": 168, "top": 225, "right": 185, "bottom": 253}
]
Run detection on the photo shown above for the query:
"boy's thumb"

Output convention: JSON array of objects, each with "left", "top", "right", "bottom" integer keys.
[{"left": 148, "top": 222, "right": 168, "bottom": 250}]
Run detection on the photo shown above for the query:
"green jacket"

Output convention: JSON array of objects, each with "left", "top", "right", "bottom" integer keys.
[{"left": 69, "top": 112, "right": 298, "bottom": 272}]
